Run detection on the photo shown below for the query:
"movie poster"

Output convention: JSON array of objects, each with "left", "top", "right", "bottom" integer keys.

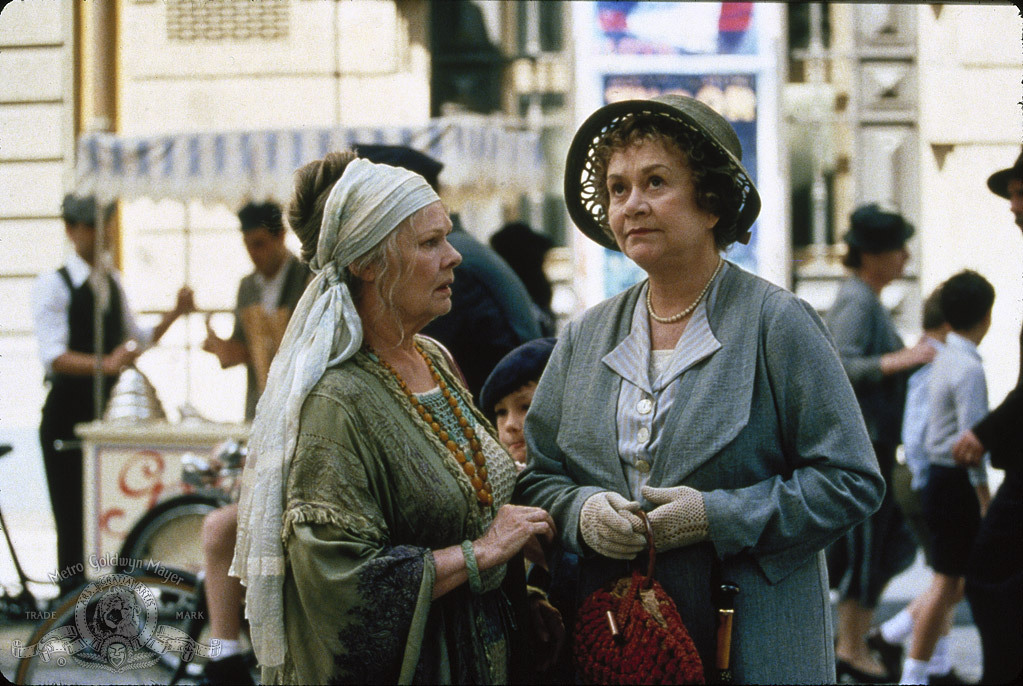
[
  {"left": 594, "top": 1, "right": 757, "bottom": 56},
  {"left": 571, "top": 2, "right": 782, "bottom": 300}
]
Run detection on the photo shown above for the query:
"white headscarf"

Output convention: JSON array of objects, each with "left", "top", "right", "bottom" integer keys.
[{"left": 231, "top": 158, "right": 439, "bottom": 672}]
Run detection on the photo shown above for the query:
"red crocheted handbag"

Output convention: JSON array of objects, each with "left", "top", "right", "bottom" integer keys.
[{"left": 574, "top": 511, "right": 704, "bottom": 685}]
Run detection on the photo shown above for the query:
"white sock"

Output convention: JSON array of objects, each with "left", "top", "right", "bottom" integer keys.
[
  {"left": 927, "top": 635, "right": 952, "bottom": 675},
  {"left": 882, "top": 607, "right": 915, "bottom": 644},
  {"left": 211, "top": 639, "right": 241, "bottom": 660},
  {"left": 901, "top": 657, "right": 930, "bottom": 685}
]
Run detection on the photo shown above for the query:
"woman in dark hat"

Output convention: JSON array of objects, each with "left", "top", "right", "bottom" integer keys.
[
  {"left": 516, "top": 94, "right": 884, "bottom": 683},
  {"left": 490, "top": 222, "right": 557, "bottom": 336},
  {"left": 824, "top": 204, "right": 937, "bottom": 682}
]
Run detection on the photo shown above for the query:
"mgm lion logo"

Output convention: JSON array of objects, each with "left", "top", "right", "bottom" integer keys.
[
  {"left": 74, "top": 573, "right": 160, "bottom": 672},
  {"left": 13, "top": 572, "right": 221, "bottom": 677}
]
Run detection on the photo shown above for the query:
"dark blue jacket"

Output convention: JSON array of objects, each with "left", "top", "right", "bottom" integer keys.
[{"left": 423, "top": 218, "right": 541, "bottom": 402}]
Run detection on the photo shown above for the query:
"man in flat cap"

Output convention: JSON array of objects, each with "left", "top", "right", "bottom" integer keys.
[
  {"left": 31, "top": 193, "right": 194, "bottom": 593},
  {"left": 954, "top": 147, "right": 1023, "bottom": 685}
]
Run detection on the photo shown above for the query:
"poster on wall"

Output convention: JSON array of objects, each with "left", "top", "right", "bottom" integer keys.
[
  {"left": 572, "top": 1, "right": 782, "bottom": 301},
  {"left": 594, "top": 1, "right": 757, "bottom": 56}
]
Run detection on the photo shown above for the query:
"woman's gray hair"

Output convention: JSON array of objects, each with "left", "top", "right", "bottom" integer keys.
[{"left": 342, "top": 212, "right": 420, "bottom": 347}]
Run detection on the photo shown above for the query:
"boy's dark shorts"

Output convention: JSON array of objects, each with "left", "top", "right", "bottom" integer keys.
[{"left": 922, "top": 464, "right": 981, "bottom": 577}]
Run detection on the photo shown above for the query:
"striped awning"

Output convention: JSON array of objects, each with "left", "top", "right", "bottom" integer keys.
[{"left": 75, "top": 117, "right": 543, "bottom": 205}]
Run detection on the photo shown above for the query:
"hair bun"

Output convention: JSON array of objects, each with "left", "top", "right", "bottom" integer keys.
[{"left": 287, "top": 150, "right": 358, "bottom": 263}]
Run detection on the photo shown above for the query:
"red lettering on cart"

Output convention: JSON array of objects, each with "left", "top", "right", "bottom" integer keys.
[
  {"left": 99, "top": 508, "right": 128, "bottom": 537},
  {"left": 118, "top": 450, "right": 166, "bottom": 508}
]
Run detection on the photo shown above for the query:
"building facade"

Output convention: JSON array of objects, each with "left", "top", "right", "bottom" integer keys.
[{"left": 0, "top": 1, "right": 1019, "bottom": 493}]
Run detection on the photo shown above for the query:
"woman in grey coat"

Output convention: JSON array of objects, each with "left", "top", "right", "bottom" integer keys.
[
  {"left": 516, "top": 94, "right": 885, "bottom": 684},
  {"left": 824, "top": 205, "right": 936, "bottom": 682}
]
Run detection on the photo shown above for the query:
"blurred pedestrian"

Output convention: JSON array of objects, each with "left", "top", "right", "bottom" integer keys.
[
  {"left": 872, "top": 286, "right": 963, "bottom": 684},
  {"left": 198, "top": 200, "right": 310, "bottom": 684},
  {"left": 202, "top": 201, "right": 311, "bottom": 421},
  {"left": 32, "top": 193, "right": 194, "bottom": 593},
  {"left": 490, "top": 221, "right": 557, "bottom": 335},
  {"left": 353, "top": 144, "right": 543, "bottom": 402},
  {"left": 901, "top": 271, "right": 995, "bottom": 685},
  {"left": 954, "top": 147, "right": 1023, "bottom": 685},
  {"left": 825, "top": 203, "right": 936, "bottom": 683},
  {"left": 518, "top": 93, "right": 884, "bottom": 683},
  {"left": 232, "top": 151, "right": 557, "bottom": 684}
]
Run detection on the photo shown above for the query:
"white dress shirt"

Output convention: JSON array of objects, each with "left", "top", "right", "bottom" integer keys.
[
  {"left": 924, "top": 332, "right": 989, "bottom": 486},
  {"left": 603, "top": 266, "right": 725, "bottom": 501},
  {"left": 254, "top": 262, "right": 288, "bottom": 315},
  {"left": 901, "top": 335, "right": 945, "bottom": 490},
  {"left": 32, "top": 252, "right": 153, "bottom": 375}
]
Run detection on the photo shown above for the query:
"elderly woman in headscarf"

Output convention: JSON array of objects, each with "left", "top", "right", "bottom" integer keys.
[
  {"left": 516, "top": 94, "right": 885, "bottom": 683},
  {"left": 232, "top": 151, "right": 557, "bottom": 685}
]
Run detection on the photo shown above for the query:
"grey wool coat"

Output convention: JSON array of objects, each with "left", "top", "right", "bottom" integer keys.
[{"left": 516, "top": 263, "right": 884, "bottom": 684}]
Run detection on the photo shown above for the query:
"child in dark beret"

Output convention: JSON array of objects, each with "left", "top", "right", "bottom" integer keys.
[{"left": 480, "top": 337, "right": 556, "bottom": 471}]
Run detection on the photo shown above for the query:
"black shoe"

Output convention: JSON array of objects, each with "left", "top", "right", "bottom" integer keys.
[
  {"left": 866, "top": 628, "right": 904, "bottom": 680},
  {"left": 928, "top": 669, "right": 969, "bottom": 685},
  {"left": 202, "top": 653, "right": 256, "bottom": 685},
  {"left": 836, "top": 658, "right": 892, "bottom": 684}
]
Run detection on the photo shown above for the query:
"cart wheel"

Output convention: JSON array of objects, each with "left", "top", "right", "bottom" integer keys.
[
  {"left": 117, "top": 495, "right": 223, "bottom": 576},
  {"left": 12, "top": 570, "right": 203, "bottom": 685}
]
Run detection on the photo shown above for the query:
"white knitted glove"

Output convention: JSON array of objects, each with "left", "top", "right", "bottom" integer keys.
[
  {"left": 641, "top": 485, "right": 709, "bottom": 552},
  {"left": 579, "top": 491, "right": 646, "bottom": 559}
]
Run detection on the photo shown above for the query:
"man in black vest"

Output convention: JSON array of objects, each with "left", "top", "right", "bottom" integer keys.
[{"left": 32, "top": 193, "right": 194, "bottom": 593}]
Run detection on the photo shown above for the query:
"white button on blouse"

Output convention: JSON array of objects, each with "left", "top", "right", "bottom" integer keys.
[
  {"left": 637, "top": 398, "right": 653, "bottom": 414},
  {"left": 637, "top": 427, "right": 650, "bottom": 443}
]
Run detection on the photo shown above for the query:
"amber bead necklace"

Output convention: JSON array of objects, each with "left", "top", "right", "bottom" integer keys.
[{"left": 369, "top": 342, "right": 494, "bottom": 507}]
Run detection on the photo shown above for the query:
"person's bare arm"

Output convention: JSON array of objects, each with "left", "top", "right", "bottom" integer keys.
[
  {"left": 880, "top": 337, "right": 936, "bottom": 376},
  {"left": 150, "top": 286, "right": 196, "bottom": 344},
  {"left": 202, "top": 315, "right": 250, "bottom": 368},
  {"left": 51, "top": 343, "right": 139, "bottom": 377}
]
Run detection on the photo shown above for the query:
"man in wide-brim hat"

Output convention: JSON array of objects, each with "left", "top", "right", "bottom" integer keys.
[
  {"left": 984, "top": 146, "right": 1023, "bottom": 228},
  {"left": 953, "top": 146, "right": 1023, "bottom": 684}
]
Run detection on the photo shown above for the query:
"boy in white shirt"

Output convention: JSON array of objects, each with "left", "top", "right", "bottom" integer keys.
[{"left": 901, "top": 270, "right": 995, "bottom": 684}]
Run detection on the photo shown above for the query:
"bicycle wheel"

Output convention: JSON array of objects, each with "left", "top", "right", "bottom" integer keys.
[
  {"left": 117, "top": 495, "right": 222, "bottom": 576},
  {"left": 12, "top": 570, "right": 210, "bottom": 685}
]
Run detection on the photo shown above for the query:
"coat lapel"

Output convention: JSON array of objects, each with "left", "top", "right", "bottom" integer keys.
[
  {"left": 602, "top": 290, "right": 653, "bottom": 394},
  {"left": 579, "top": 286, "right": 644, "bottom": 496},
  {"left": 647, "top": 264, "right": 757, "bottom": 487},
  {"left": 652, "top": 301, "right": 722, "bottom": 391}
]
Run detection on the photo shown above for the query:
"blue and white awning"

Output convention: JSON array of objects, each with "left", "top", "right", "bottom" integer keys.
[{"left": 75, "top": 118, "right": 543, "bottom": 205}]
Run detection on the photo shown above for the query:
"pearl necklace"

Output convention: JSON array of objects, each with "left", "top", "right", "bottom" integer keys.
[
  {"left": 645, "top": 258, "right": 724, "bottom": 324},
  {"left": 370, "top": 343, "right": 494, "bottom": 507}
]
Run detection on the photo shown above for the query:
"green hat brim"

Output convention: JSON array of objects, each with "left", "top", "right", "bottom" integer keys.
[{"left": 563, "top": 98, "right": 761, "bottom": 252}]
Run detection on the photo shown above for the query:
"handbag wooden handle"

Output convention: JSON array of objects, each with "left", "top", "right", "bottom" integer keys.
[{"left": 635, "top": 509, "right": 656, "bottom": 588}]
